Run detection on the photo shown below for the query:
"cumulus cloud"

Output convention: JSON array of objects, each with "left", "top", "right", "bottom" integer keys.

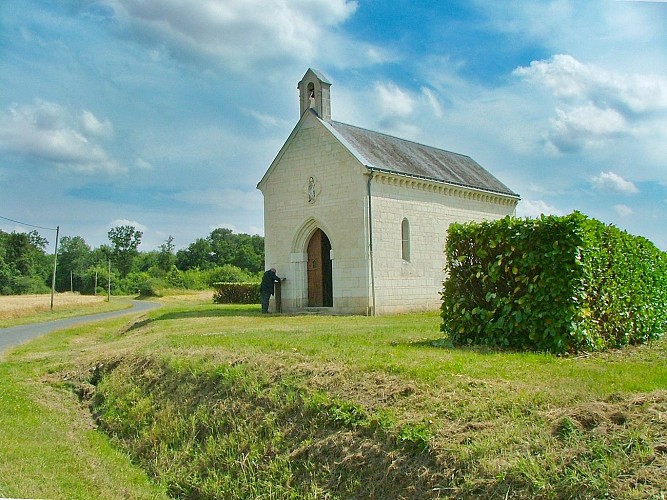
[
  {"left": 99, "top": 0, "right": 373, "bottom": 73},
  {"left": 0, "top": 99, "right": 125, "bottom": 175},
  {"left": 591, "top": 171, "right": 639, "bottom": 194},
  {"left": 516, "top": 199, "right": 564, "bottom": 218},
  {"left": 514, "top": 54, "right": 667, "bottom": 153}
]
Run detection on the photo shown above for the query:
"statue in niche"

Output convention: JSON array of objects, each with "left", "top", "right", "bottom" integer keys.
[{"left": 305, "top": 176, "right": 321, "bottom": 203}]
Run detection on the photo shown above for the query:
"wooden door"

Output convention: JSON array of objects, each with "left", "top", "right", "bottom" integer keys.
[
  {"left": 307, "top": 229, "right": 333, "bottom": 307},
  {"left": 307, "top": 230, "right": 324, "bottom": 306}
]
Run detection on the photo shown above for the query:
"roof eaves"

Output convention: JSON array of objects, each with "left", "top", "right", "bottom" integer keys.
[{"left": 366, "top": 165, "right": 521, "bottom": 199}]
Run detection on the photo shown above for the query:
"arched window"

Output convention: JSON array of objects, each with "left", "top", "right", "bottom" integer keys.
[
  {"left": 307, "top": 82, "right": 315, "bottom": 107},
  {"left": 401, "top": 218, "right": 410, "bottom": 261}
]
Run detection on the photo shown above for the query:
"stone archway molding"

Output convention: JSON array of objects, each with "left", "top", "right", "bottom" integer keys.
[{"left": 289, "top": 218, "right": 335, "bottom": 310}]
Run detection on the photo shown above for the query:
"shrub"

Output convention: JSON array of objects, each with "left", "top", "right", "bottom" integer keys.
[
  {"left": 204, "top": 264, "right": 257, "bottom": 287},
  {"left": 213, "top": 282, "right": 261, "bottom": 304},
  {"left": 138, "top": 277, "right": 167, "bottom": 297},
  {"left": 181, "top": 269, "right": 208, "bottom": 290},
  {"left": 441, "top": 212, "right": 667, "bottom": 353},
  {"left": 165, "top": 266, "right": 185, "bottom": 288}
]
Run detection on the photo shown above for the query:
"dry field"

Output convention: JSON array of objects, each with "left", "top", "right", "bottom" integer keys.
[{"left": 0, "top": 293, "right": 107, "bottom": 321}]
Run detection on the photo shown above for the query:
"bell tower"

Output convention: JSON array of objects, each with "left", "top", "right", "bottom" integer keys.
[{"left": 298, "top": 68, "right": 331, "bottom": 121}]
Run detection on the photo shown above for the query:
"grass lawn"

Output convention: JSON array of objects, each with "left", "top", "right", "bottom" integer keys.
[{"left": 0, "top": 294, "right": 665, "bottom": 498}]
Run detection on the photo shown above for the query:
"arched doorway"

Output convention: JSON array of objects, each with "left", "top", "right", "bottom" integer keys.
[{"left": 307, "top": 228, "right": 333, "bottom": 307}]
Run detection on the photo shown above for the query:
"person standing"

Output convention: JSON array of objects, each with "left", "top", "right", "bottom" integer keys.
[{"left": 260, "top": 268, "right": 283, "bottom": 313}]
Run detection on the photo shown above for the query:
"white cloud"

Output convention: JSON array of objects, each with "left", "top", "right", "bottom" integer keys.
[
  {"left": 0, "top": 100, "right": 125, "bottom": 175},
  {"left": 516, "top": 199, "right": 564, "bottom": 218},
  {"left": 135, "top": 158, "right": 154, "bottom": 170},
  {"left": 547, "top": 105, "right": 627, "bottom": 152},
  {"left": 80, "top": 110, "right": 113, "bottom": 138},
  {"left": 100, "top": 0, "right": 368, "bottom": 74},
  {"left": 614, "top": 204, "right": 634, "bottom": 216},
  {"left": 514, "top": 54, "right": 667, "bottom": 153},
  {"left": 209, "top": 223, "right": 264, "bottom": 236},
  {"left": 374, "top": 82, "right": 416, "bottom": 118},
  {"left": 420, "top": 87, "right": 443, "bottom": 118},
  {"left": 243, "top": 108, "right": 290, "bottom": 129},
  {"left": 591, "top": 171, "right": 639, "bottom": 194},
  {"left": 108, "top": 219, "right": 147, "bottom": 232}
]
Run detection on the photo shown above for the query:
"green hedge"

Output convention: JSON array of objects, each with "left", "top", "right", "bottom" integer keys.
[
  {"left": 212, "top": 282, "right": 261, "bottom": 304},
  {"left": 441, "top": 212, "right": 667, "bottom": 353}
]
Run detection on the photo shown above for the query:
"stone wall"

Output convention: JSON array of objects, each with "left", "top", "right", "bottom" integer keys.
[
  {"left": 369, "top": 172, "right": 517, "bottom": 314},
  {"left": 259, "top": 113, "right": 518, "bottom": 315},
  {"left": 260, "top": 113, "right": 371, "bottom": 314}
]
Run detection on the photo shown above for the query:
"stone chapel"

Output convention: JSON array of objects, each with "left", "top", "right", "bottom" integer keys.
[{"left": 257, "top": 69, "right": 520, "bottom": 315}]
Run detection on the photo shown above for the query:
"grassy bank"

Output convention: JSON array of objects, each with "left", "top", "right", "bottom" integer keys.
[{"left": 1, "top": 295, "right": 665, "bottom": 498}]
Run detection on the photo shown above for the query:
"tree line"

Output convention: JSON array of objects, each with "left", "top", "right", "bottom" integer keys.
[{"left": 0, "top": 226, "right": 264, "bottom": 296}]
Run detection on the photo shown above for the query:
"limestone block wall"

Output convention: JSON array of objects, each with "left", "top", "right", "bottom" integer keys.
[
  {"left": 370, "top": 173, "right": 517, "bottom": 315},
  {"left": 260, "top": 114, "right": 371, "bottom": 314}
]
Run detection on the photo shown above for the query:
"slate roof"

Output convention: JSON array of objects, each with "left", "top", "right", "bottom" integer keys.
[{"left": 326, "top": 119, "right": 518, "bottom": 197}]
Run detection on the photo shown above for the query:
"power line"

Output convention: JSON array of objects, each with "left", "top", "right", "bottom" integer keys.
[{"left": 0, "top": 214, "right": 58, "bottom": 232}]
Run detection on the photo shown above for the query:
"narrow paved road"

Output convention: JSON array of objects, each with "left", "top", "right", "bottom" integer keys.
[{"left": 0, "top": 300, "right": 161, "bottom": 354}]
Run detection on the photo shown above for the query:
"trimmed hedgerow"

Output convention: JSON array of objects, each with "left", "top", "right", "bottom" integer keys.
[
  {"left": 212, "top": 282, "right": 261, "bottom": 304},
  {"left": 441, "top": 212, "right": 667, "bottom": 353}
]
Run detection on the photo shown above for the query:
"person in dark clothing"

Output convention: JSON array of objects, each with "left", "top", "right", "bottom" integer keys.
[{"left": 260, "top": 268, "right": 282, "bottom": 313}]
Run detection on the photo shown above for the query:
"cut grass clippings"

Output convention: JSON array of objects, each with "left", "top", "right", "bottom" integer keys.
[{"left": 1, "top": 296, "right": 665, "bottom": 498}]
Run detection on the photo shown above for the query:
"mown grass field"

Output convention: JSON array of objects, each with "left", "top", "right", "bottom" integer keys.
[
  {"left": 0, "top": 292, "right": 131, "bottom": 327},
  {"left": 0, "top": 294, "right": 665, "bottom": 498}
]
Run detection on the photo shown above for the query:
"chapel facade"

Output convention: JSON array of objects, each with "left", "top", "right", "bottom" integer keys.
[{"left": 257, "top": 69, "right": 520, "bottom": 315}]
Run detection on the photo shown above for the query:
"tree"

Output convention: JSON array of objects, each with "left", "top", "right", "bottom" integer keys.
[
  {"left": 0, "top": 230, "right": 51, "bottom": 294},
  {"left": 108, "top": 225, "right": 142, "bottom": 277},
  {"left": 176, "top": 237, "right": 213, "bottom": 270},
  {"left": 56, "top": 235, "right": 92, "bottom": 292},
  {"left": 158, "top": 235, "right": 176, "bottom": 273}
]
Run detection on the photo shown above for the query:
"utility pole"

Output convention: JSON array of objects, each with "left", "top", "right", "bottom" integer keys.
[
  {"left": 107, "top": 259, "right": 111, "bottom": 302},
  {"left": 50, "top": 225, "right": 60, "bottom": 311}
]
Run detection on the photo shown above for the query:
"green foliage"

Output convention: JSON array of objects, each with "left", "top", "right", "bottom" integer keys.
[
  {"left": 137, "top": 277, "right": 168, "bottom": 297},
  {"left": 165, "top": 265, "right": 185, "bottom": 288},
  {"left": 0, "top": 227, "right": 263, "bottom": 296},
  {"left": 0, "top": 229, "right": 52, "bottom": 294},
  {"left": 176, "top": 228, "right": 264, "bottom": 273},
  {"left": 441, "top": 212, "right": 667, "bottom": 353},
  {"left": 108, "top": 225, "right": 143, "bottom": 278},
  {"left": 180, "top": 269, "right": 208, "bottom": 290},
  {"left": 205, "top": 264, "right": 259, "bottom": 286},
  {"left": 157, "top": 236, "right": 176, "bottom": 273},
  {"left": 212, "top": 282, "right": 261, "bottom": 304},
  {"left": 397, "top": 422, "right": 432, "bottom": 451},
  {"left": 56, "top": 235, "right": 93, "bottom": 292}
]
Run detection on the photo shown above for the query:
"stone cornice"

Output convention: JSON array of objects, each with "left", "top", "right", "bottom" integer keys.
[{"left": 368, "top": 169, "right": 520, "bottom": 207}]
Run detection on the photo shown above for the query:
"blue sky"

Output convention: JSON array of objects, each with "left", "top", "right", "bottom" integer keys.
[{"left": 1, "top": 0, "right": 666, "bottom": 252}]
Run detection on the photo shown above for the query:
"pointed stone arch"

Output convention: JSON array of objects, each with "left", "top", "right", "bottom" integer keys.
[{"left": 291, "top": 218, "right": 334, "bottom": 308}]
